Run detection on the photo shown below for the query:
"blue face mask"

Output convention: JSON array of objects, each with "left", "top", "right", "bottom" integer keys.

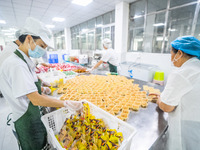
[{"left": 28, "top": 41, "right": 46, "bottom": 58}]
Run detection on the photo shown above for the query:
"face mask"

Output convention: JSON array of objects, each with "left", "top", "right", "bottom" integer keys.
[
  {"left": 171, "top": 53, "right": 182, "bottom": 67},
  {"left": 28, "top": 41, "right": 46, "bottom": 58}
]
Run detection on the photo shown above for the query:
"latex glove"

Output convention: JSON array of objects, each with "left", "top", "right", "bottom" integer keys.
[
  {"left": 148, "top": 93, "right": 160, "bottom": 103},
  {"left": 43, "top": 87, "right": 51, "bottom": 95},
  {"left": 63, "top": 101, "right": 83, "bottom": 111},
  {"left": 42, "top": 81, "right": 51, "bottom": 87},
  {"left": 86, "top": 68, "right": 94, "bottom": 73}
]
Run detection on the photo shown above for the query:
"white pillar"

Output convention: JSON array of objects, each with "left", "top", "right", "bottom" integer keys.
[
  {"left": 115, "top": 2, "right": 129, "bottom": 63},
  {"left": 64, "top": 27, "right": 71, "bottom": 54}
]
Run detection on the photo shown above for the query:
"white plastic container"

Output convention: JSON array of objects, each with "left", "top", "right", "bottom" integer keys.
[{"left": 41, "top": 100, "right": 136, "bottom": 150}]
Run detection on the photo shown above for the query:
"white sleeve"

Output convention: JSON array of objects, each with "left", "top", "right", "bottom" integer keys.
[
  {"left": 161, "top": 72, "right": 192, "bottom": 106},
  {"left": 10, "top": 65, "right": 38, "bottom": 98},
  {"left": 101, "top": 51, "right": 111, "bottom": 62}
]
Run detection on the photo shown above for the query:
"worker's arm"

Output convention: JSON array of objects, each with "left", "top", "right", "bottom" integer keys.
[
  {"left": 93, "top": 60, "right": 104, "bottom": 70},
  {"left": 149, "top": 93, "right": 176, "bottom": 113},
  {"left": 41, "top": 63, "right": 50, "bottom": 67},
  {"left": 27, "top": 91, "right": 64, "bottom": 107},
  {"left": 156, "top": 99, "right": 175, "bottom": 113}
]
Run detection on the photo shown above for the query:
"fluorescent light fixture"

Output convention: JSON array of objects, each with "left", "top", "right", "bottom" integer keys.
[
  {"left": 82, "top": 29, "right": 88, "bottom": 33},
  {"left": 105, "top": 31, "right": 111, "bottom": 34},
  {"left": 72, "top": 0, "right": 93, "bottom": 6},
  {"left": 156, "top": 37, "right": 163, "bottom": 41},
  {"left": 0, "top": 20, "right": 6, "bottom": 24},
  {"left": 52, "top": 17, "right": 65, "bottom": 22},
  {"left": 133, "top": 15, "right": 143, "bottom": 19},
  {"left": 88, "top": 33, "right": 93, "bottom": 36},
  {"left": 8, "top": 35, "right": 14, "bottom": 38},
  {"left": 46, "top": 24, "right": 55, "bottom": 28},
  {"left": 9, "top": 28, "right": 17, "bottom": 31},
  {"left": 96, "top": 24, "right": 103, "bottom": 27},
  {"left": 4, "top": 33, "right": 14, "bottom": 35},
  {"left": 153, "top": 23, "right": 165, "bottom": 26},
  {"left": 2, "top": 29, "right": 11, "bottom": 32},
  {"left": 168, "top": 28, "right": 176, "bottom": 32}
]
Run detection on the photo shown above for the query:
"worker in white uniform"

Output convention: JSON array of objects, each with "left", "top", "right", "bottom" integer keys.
[
  {"left": 0, "top": 17, "right": 82, "bottom": 150},
  {"left": 150, "top": 36, "right": 200, "bottom": 150},
  {"left": 89, "top": 38, "right": 119, "bottom": 73}
]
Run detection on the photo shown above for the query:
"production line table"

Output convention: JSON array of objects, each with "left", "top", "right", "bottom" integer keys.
[{"left": 49, "top": 71, "right": 168, "bottom": 150}]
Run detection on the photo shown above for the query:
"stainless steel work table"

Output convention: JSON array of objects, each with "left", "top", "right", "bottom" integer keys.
[{"left": 127, "top": 79, "right": 168, "bottom": 150}]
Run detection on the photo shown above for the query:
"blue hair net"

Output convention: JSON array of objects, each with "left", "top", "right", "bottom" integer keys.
[{"left": 171, "top": 36, "right": 200, "bottom": 60}]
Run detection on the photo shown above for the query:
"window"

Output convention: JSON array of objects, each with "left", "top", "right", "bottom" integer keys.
[
  {"left": 170, "top": 0, "right": 197, "bottom": 8},
  {"left": 54, "top": 30, "right": 65, "bottom": 50},
  {"left": 103, "top": 12, "right": 111, "bottom": 25},
  {"left": 88, "top": 31, "right": 95, "bottom": 50},
  {"left": 147, "top": 0, "right": 168, "bottom": 13},
  {"left": 130, "top": 0, "right": 145, "bottom": 17},
  {"left": 128, "top": 0, "right": 199, "bottom": 53},
  {"left": 96, "top": 27, "right": 102, "bottom": 50},
  {"left": 71, "top": 10, "right": 115, "bottom": 51},
  {"left": 164, "top": 4, "right": 196, "bottom": 53},
  {"left": 144, "top": 12, "right": 166, "bottom": 53},
  {"left": 88, "top": 18, "right": 95, "bottom": 29},
  {"left": 194, "top": 9, "right": 200, "bottom": 40}
]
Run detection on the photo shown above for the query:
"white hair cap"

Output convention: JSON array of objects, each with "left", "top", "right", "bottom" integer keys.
[
  {"left": 102, "top": 38, "right": 112, "bottom": 49},
  {"left": 19, "top": 17, "right": 54, "bottom": 48}
]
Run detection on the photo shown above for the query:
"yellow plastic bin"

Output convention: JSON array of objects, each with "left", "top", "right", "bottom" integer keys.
[{"left": 153, "top": 71, "right": 164, "bottom": 86}]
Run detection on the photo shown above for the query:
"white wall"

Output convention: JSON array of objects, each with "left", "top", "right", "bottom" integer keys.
[{"left": 126, "top": 52, "right": 172, "bottom": 80}]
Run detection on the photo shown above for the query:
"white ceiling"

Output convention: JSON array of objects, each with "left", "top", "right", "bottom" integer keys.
[{"left": 0, "top": 0, "right": 137, "bottom": 31}]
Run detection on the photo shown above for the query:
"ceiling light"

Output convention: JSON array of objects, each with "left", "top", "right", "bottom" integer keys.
[
  {"left": 52, "top": 17, "right": 65, "bottom": 22},
  {"left": 4, "top": 33, "right": 14, "bottom": 35},
  {"left": 153, "top": 23, "right": 165, "bottom": 27},
  {"left": 8, "top": 35, "right": 14, "bottom": 38},
  {"left": 72, "top": 0, "right": 93, "bottom": 6},
  {"left": 82, "top": 29, "right": 87, "bottom": 32},
  {"left": 96, "top": 24, "right": 103, "bottom": 27},
  {"left": 46, "top": 24, "right": 55, "bottom": 28},
  {"left": 2, "top": 29, "right": 11, "bottom": 32},
  {"left": 0, "top": 20, "right": 6, "bottom": 24},
  {"left": 133, "top": 15, "right": 143, "bottom": 19},
  {"left": 168, "top": 28, "right": 176, "bottom": 32},
  {"left": 105, "top": 31, "right": 111, "bottom": 34},
  {"left": 9, "top": 28, "right": 17, "bottom": 31}
]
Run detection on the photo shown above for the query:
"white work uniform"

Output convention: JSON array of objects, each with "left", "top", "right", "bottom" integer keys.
[
  {"left": 101, "top": 48, "right": 119, "bottom": 67},
  {"left": 0, "top": 41, "right": 18, "bottom": 66},
  {"left": 161, "top": 57, "right": 200, "bottom": 150},
  {"left": 0, "top": 49, "right": 38, "bottom": 122}
]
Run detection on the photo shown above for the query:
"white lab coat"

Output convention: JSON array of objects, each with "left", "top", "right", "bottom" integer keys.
[
  {"left": 101, "top": 48, "right": 119, "bottom": 67},
  {"left": 161, "top": 57, "right": 200, "bottom": 150}
]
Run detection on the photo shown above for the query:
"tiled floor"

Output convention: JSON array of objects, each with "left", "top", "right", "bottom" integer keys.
[{"left": 0, "top": 97, "right": 18, "bottom": 150}]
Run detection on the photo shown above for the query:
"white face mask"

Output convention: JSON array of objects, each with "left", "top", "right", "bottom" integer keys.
[{"left": 171, "top": 53, "right": 182, "bottom": 67}]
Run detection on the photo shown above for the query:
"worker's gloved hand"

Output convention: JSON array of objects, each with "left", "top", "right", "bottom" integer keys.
[
  {"left": 63, "top": 100, "right": 83, "bottom": 111},
  {"left": 86, "top": 68, "right": 94, "bottom": 73},
  {"left": 148, "top": 93, "right": 160, "bottom": 103},
  {"left": 43, "top": 87, "right": 51, "bottom": 95},
  {"left": 42, "top": 81, "right": 51, "bottom": 87}
]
